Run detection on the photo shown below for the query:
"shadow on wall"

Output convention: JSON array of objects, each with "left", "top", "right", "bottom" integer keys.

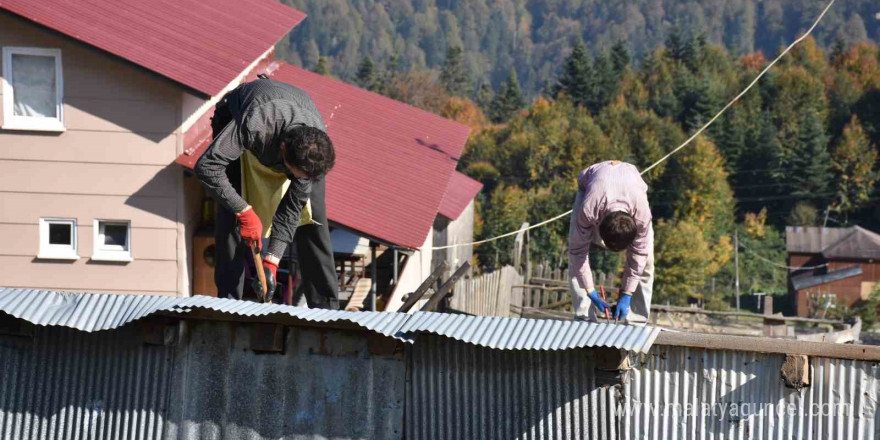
[
  {"left": 124, "top": 164, "right": 185, "bottom": 224},
  {"left": 65, "top": 96, "right": 174, "bottom": 144}
]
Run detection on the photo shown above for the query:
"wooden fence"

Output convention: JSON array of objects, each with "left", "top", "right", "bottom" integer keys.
[{"left": 450, "top": 266, "right": 524, "bottom": 317}]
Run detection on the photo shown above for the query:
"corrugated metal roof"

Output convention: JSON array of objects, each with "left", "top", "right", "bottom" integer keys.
[
  {"left": 0, "top": 288, "right": 410, "bottom": 339},
  {"left": 400, "top": 312, "right": 659, "bottom": 353},
  {"left": 0, "top": 0, "right": 304, "bottom": 96},
  {"left": 438, "top": 172, "right": 483, "bottom": 220},
  {"left": 791, "top": 266, "right": 863, "bottom": 290},
  {"left": 0, "top": 288, "right": 659, "bottom": 353}
]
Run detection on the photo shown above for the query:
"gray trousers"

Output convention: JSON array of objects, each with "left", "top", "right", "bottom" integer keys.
[{"left": 569, "top": 190, "right": 654, "bottom": 325}]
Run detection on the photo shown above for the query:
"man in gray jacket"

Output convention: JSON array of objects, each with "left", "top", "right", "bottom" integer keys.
[{"left": 195, "top": 76, "right": 339, "bottom": 308}]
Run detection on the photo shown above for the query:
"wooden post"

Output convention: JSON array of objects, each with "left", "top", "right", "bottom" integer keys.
[
  {"left": 369, "top": 242, "right": 377, "bottom": 311},
  {"left": 734, "top": 230, "right": 740, "bottom": 314}
]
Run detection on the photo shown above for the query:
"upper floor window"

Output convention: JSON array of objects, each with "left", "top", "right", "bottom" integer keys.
[{"left": 2, "top": 47, "right": 64, "bottom": 132}]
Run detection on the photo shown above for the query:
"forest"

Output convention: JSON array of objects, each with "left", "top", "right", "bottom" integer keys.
[
  {"left": 276, "top": 2, "right": 880, "bottom": 310},
  {"left": 276, "top": 0, "right": 878, "bottom": 96}
]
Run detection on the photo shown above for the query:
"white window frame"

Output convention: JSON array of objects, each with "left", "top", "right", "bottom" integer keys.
[
  {"left": 2, "top": 47, "right": 65, "bottom": 132},
  {"left": 92, "top": 220, "right": 132, "bottom": 262},
  {"left": 38, "top": 218, "right": 78, "bottom": 260}
]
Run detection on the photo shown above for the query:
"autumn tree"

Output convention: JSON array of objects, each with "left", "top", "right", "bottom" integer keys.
[
  {"left": 313, "top": 56, "right": 330, "bottom": 76},
  {"left": 654, "top": 220, "right": 716, "bottom": 306},
  {"left": 477, "top": 184, "right": 529, "bottom": 268},
  {"left": 831, "top": 116, "right": 878, "bottom": 214}
]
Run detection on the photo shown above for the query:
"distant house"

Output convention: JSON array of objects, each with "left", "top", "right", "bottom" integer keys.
[
  {"left": 0, "top": 0, "right": 480, "bottom": 305},
  {"left": 787, "top": 226, "right": 880, "bottom": 316}
]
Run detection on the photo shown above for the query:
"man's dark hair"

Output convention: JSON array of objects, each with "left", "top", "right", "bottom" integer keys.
[
  {"left": 283, "top": 125, "right": 335, "bottom": 180},
  {"left": 599, "top": 211, "right": 637, "bottom": 252}
]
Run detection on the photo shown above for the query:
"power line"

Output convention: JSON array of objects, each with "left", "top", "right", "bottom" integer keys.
[
  {"left": 739, "top": 243, "right": 828, "bottom": 271},
  {"left": 421, "top": 0, "right": 837, "bottom": 252}
]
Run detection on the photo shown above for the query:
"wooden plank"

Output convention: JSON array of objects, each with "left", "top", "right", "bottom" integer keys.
[
  {"left": 397, "top": 262, "right": 448, "bottom": 313},
  {"left": 652, "top": 304, "right": 843, "bottom": 325},
  {"left": 654, "top": 330, "right": 880, "bottom": 361},
  {"left": 345, "top": 278, "right": 372, "bottom": 311},
  {"left": 421, "top": 262, "right": 471, "bottom": 312}
]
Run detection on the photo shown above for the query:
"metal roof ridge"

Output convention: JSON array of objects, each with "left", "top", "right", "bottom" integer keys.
[{"left": 0, "top": 288, "right": 660, "bottom": 353}]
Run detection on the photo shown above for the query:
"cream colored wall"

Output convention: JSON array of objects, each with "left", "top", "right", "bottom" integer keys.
[
  {"left": 0, "top": 13, "right": 192, "bottom": 295},
  {"left": 385, "top": 230, "right": 433, "bottom": 312}
]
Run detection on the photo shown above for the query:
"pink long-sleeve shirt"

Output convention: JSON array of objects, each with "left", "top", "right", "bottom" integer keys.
[{"left": 569, "top": 161, "right": 652, "bottom": 293}]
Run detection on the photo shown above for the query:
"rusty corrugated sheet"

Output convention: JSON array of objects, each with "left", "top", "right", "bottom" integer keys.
[
  {"left": 0, "top": 324, "right": 173, "bottom": 440},
  {"left": 625, "top": 345, "right": 880, "bottom": 439},
  {"left": 406, "top": 334, "right": 619, "bottom": 440}
]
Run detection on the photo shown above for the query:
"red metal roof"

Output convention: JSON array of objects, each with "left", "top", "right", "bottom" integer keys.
[
  {"left": 438, "top": 172, "right": 483, "bottom": 220},
  {"left": 269, "top": 64, "right": 471, "bottom": 248},
  {"left": 0, "top": 0, "right": 305, "bottom": 96}
]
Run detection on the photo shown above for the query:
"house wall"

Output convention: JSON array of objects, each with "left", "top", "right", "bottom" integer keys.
[
  {"left": 431, "top": 200, "right": 475, "bottom": 278},
  {"left": 790, "top": 253, "right": 880, "bottom": 316},
  {"left": 386, "top": 230, "right": 433, "bottom": 312},
  {"left": 0, "top": 12, "right": 194, "bottom": 295}
]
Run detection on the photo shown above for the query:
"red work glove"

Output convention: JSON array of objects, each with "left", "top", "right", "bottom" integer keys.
[{"left": 235, "top": 207, "right": 263, "bottom": 250}]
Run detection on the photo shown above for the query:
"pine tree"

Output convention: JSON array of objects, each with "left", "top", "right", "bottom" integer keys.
[
  {"left": 832, "top": 115, "right": 879, "bottom": 214},
  {"left": 475, "top": 82, "right": 494, "bottom": 114},
  {"left": 789, "top": 111, "right": 832, "bottom": 201},
  {"left": 555, "top": 42, "right": 592, "bottom": 108},
  {"left": 610, "top": 41, "right": 630, "bottom": 74},
  {"left": 589, "top": 52, "right": 617, "bottom": 114},
  {"left": 355, "top": 56, "right": 376, "bottom": 90},
  {"left": 489, "top": 68, "right": 526, "bottom": 123},
  {"left": 439, "top": 46, "right": 471, "bottom": 96},
  {"left": 313, "top": 56, "right": 330, "bottom": 76}
]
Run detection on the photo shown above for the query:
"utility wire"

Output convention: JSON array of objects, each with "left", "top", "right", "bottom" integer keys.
[
  {"left": 739, "top": 243, "right": 828, "bottom": 270},
  {"left": 421, "top": 0, "right": 837, "bottom": 252}
]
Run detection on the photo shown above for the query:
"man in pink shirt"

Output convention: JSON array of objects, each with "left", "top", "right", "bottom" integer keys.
[{"left": 569, "top": 160, "right": 654, "bottom": 324}]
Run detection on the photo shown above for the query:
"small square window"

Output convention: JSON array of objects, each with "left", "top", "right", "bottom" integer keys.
[
  {"left": 92, "top": 220, "right": 132, "bottom": 262},
  {"left": 2, "top": 47, "right": 64, "bottom": 132},
  {"left": 38, "top": 218, "right": 78, "bottom": 260}
]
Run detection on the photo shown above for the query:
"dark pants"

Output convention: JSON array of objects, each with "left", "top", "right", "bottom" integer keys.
[{"left": 211, "top": 104, "right": 339, "bottom": 309}]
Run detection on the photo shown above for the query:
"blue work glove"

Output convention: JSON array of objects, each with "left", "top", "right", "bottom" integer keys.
[
  {"left": 614, "top": 293, "right": 632, "bottom": 321},
  {"left": 587, "top": 289, "right": 608, "bottom": 314}
]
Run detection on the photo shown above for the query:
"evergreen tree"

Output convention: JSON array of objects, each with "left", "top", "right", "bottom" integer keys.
[
  {"left": 610, "top": 41, "right": 630, "bottom": 74},
  {"left": 589, "top": 52, "right": 617, "bottom": 114},
  {"left": 355, "top": 56, "right": 376, "bottom": 90},
  {"left": 475, "top": 82, "right": 494, "bottom": 114},
  {"left": 555, "top": 42, "right": 592, "bottom": 108},
  {"left": 439, "top": 46, "right": 471, "bottom": 96},
  {"left": 489, "top": 68, "right": 526, "bottom": 123},
  {"left": 831, "top": 116, "right": 879, "bottom": 214},
  {"left": 313, "top": 56, "right": 330, "bottom": 76},
  {"left": 788, "top": 111, "right": 832, "bottom": 202}
]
